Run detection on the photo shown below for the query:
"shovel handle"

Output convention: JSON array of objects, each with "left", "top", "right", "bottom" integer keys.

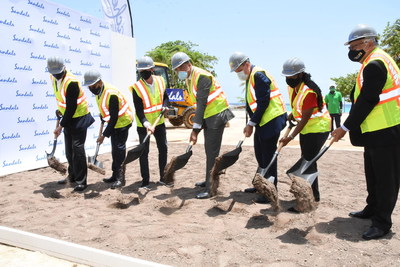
[
  {"left": 53, "top": 110, "right": 62, "bottom": 139},
  {"left": 186, "top": 141, "right": 194, "bottom": 152}
]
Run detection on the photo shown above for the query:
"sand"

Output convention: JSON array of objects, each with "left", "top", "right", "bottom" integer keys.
[{"left": 1, "top": 111, "right": 400, "bottom": 266}]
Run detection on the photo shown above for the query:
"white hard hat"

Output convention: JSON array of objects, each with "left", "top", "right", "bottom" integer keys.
[
  {"left": 171, "top": 52, "right": 190, "bottom": 70},
  {"left": 281, "top": 58, "right": 305, "bottom": 77},
  {"left": 83, "top": 70, "right": 101, "bottom": 86},
  {"left": 47, "top": 56, "right": 65, "bottom": 74},
  {"left": 345, "top": 24, "right": 377, "bottom": 45},
  {"left": 229, "top": 52, "right": 249, "bottom": 72},
  {"left": 137, "top": 56, "right": 155, "bottom": 70}
]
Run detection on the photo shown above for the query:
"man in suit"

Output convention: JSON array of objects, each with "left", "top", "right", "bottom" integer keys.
[{"left": 171, "top": 52, "right": 235, "bottom": 199}]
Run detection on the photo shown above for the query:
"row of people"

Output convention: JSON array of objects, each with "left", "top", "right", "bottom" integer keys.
[{"left": 46, "top": 23, "right": 400, "bottom": 240}]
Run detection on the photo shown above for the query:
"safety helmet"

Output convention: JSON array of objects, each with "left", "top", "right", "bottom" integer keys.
[
  {"left": 137, "top": 56, "right": 155, "bottom": 70},
  {"left": 47, "top": 56, "right": 65, "bottom": 74},
  {"left": 344, "top": 24, "right": 377, "bottom": 45},
  {"left": 171, "top": 52, "right": 190, "bottom": 70},
  {"left": 281, "top": 58, "right": 305, "bottom": 76},
  {"left": 229, "top": 52, "right": 249, "bottom": 72},
  {"left": 82, "top": 70, "right": 101, "bottom": 86}
]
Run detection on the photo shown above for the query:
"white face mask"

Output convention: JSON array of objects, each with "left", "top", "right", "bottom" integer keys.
[
  {"left": 178, "top": 71, "right": 188, "bottom": 80},
  {"left": 237, "top": 70, "right": 248, "bottom": 81}
]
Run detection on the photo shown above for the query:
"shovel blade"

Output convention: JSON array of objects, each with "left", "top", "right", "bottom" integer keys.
[
  {"left": 124, "top": 143, "right": 146, "bottom": 165},
  {"left": 173, "top": 150, "right": 193, "bottom": 171},
  {"left": 215, "top": 146, "right": 242, "bottom": 172},
  {"left": 286, "top": 157, "right": 318, "bottom": 184}
]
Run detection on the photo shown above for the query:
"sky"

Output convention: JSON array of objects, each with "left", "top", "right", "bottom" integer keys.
[{"left": 51, "top": 0, "right": 400, "bottom": 104}]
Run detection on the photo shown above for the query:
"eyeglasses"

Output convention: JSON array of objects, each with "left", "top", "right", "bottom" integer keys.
[{"left": 348, "top": 40, "right": 369, "bottom": 50}]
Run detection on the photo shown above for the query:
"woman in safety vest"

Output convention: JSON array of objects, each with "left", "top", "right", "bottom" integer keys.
[{"left": 279, "top": 58, "right": 331, "bottom": 211}]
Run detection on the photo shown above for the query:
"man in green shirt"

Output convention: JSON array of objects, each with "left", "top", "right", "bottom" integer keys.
[{"left": 324, "top": 85, "right": 343, "bottom": 132}]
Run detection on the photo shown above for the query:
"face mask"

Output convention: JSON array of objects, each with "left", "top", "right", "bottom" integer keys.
[
  {"left": 141, "top": 70, "right": 152, "bottom": 80},
  {"left": 178, "top": 71, "right": 188, "bottom": 80},
  {"left": 53, "top": 71, "right": 65, "bottom": 80},
  {"left": 237, "top": 70, "right": 248, "bottom": 81},
  {"left": 286, "top": 77, "right": 301, "bottom": 88},
  {"left": 348, "top": 49, "right": 366, "bottom": 62},
  {"left": 89, "top": 85, "right": 102, "bottom": 95}
]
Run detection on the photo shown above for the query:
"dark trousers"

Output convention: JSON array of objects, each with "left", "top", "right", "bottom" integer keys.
[
  {"left": 137, "top": 124, "right": 168, "bottom": 186},
  {"left": 110, "top": 126, "right": 130, "bottom": 178},
  {"left": 330, "top": 114, "right": 341, "bottom": 131},
  {"left": 364, "top": 143, "right": 400, "bottom": 231},
  {"left": 254, "top": 130, "right": 280, "bottom": 187},
  {"left": 299, "top": 131, "right": 329, "bottom": 201},
  {"left": 63, "top": 128, "right": 88, "bottom": 185},
  {"left": 204, "top": 125, "right": 225, "bottom": 190}
]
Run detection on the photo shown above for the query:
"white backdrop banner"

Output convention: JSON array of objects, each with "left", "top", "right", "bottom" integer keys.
[{"left": 0, "top": 0, "right": 136, "bottom": 176}]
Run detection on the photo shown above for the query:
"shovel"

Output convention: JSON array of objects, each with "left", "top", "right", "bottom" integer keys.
[
  {"left": 286, "top": 138, "right": 335, "bottom": 184},
  {"left": 255, "top": 120, "right": 296, "bottom": 184},
  {"left": 123, "top": 109, "right": 166, "bottom": 166},
  {"left": 211, "top": 136, "right": 247, "bottom": 174},
  {"left": 162, "top": 141, "right": 194, "bottom": 184},
  {"left": 46, "top": 110, "right": 67, "bottom": 175},
  {"left": 88, "top": 122, "right": 105, "bottom": 175}
]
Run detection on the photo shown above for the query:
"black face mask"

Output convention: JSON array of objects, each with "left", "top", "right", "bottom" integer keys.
[
  {"left": 53, "top": 71, "right": 65, "bottom": 80},
  {"left": 286, "top": 77, "right": 301, "bottom": 88},
  {"left": 140, "top": 70, "right": 152, "bottom": 80},
  {"left": 348, "top": 49, "right": 366, "bottom": 62},
  {"left": 89, "top": 85, "right": 102, "bottom": 95}
]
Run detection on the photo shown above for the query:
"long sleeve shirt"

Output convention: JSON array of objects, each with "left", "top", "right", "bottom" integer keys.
[{"left": 345, "top": 60, "right": 400, "bottom": 147}]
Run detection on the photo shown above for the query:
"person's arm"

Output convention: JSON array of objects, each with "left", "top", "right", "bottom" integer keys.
[
  {"left": 343, "top": 61, "right": 386, "bottom": 131},
  {"left": 60, "top": 81, "right": 79, "bottom": 127},
  {"left": 243, "top": 71, "right": 271, "bottom": 137},
  {"left": 248, "top": 72, "right": 271, "bottom": 125},
  {"left": 332, "top": 60, "right": 386, "bottom": 141},
  {"left": 132, "top": 88, "right": 149, "bottom": 127},
  {"left": 102, "top": 95, "right": 119, "bottom": 137},
  {"left": 162, "top": 89, "right": 170, "bottom": 108},
  {"left": 192, "top": 74, "right": 210, "bottom": 129}
]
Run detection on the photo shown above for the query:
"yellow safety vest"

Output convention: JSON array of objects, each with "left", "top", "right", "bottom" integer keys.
[
  {"left": 354, "top": 47, "right": 400, "bottom": 133},
  {"left": 246, "top": 66, "right": 286, "bottom": 126},
  {"left": 289, "top": 83, "right": 331, "bottom": 134},
  {"left": 131, "top": 75, "right": 166, "bottom": 127},
  {"left": 96, "top": 82, "right": 133, "bottom": 129},
  {"left": 51, "top": 71, "right": 89, "bottom": 118},
  {"left": 186, "top": 66, "right": 229, "bottom": 119}
]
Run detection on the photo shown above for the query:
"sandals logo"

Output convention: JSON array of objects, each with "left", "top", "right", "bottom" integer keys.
[
  {"left": 16, "top": 90, "right": 33, "bottom": 97},
  {"left": 17, "top": 117, "right": 35, "bottom": 123},
  {"left": 30, "top": 52, "right": 46, "bottom": 60},
  {"left": 19, "top": 144, "right": 37, "bottom": 151},
  {"left": 14, "top": 64, "right": 32, "bottom": 71},
  {"left": 0, "top": 104, "right": 18, "bottom": 111},
  {"left": 3, "top": 159, "right": 22, "bottom": 167},
  {"left": 10, "top": 7, "right": 30, "bottom": 17},
  {"left": 32, "top": 104, "right": 48, "bottom": 110},
  {"left": 34, "top": 130, "right": 49, "bottom": 136},
  {"left": 1, "top": 132, "right": 20, "bottom": 140},
  {"left": 56, "top": 8, "right": 70, "bottom": 17}
]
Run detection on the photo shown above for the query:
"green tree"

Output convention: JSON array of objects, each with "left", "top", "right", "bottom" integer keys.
[
  {"left": 380, "top": 19, "right": 400, "bottom": 67},
  {"left": 331, "top": 72, "right": 357, "bottom": 103},
  {"left": 146, "top": 40, "right": 218, "bottom": 88}
]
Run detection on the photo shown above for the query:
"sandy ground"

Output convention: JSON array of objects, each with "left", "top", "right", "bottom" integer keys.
[{"left": 1, "top": 110, "right": 400, "bottom": 266}]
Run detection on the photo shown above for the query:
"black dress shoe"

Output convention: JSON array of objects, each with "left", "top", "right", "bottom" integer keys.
[
  {"left": 254, "top": 195, "right": 271, "bottom": 204},
  {"left": 195, "top": 181, "right": 206, "bottom": 187},
  {"left": 111, "top": 180, "right": 125, "bottom": 189},
  {"left": 73, "top": 184, "right": 87, "bottom": 192},
  {"left": 103, "top": 176, "right": 116, "bottom": 183},
  {"left": 349, "top": 210, "right": 373, "bottom": 219},
  {"left": 244, "top": 187, "right": 257, "bottom": 193},
  {"left": 362, "top": 226, "right": 389, "bottom": 240},
  {"left": 196, "top": 192, "right": 210, "bottom": 199}
]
